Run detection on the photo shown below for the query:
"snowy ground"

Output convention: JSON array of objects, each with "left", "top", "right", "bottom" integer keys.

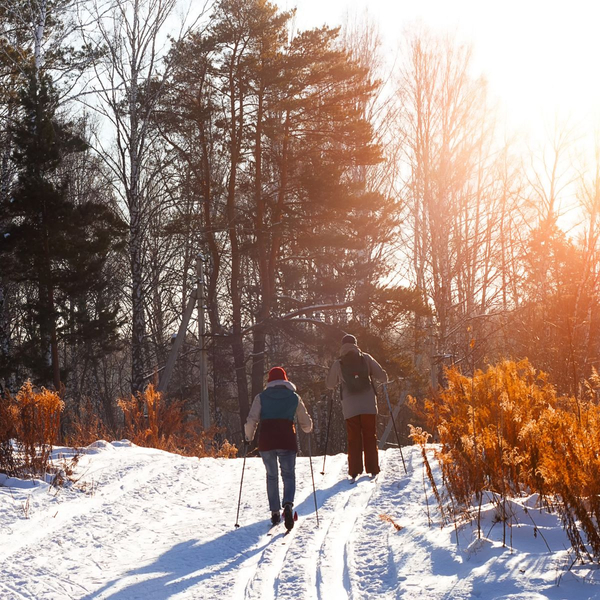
[{"left": 1, "top": 441, "right": 600, "bottom": 599}]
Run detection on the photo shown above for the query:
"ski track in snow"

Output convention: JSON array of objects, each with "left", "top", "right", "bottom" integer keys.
[{"left": 2, "top": 441, "right": 600, "bottom": 599}]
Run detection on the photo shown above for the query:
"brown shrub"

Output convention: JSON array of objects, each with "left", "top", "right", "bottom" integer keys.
[
  {"left": 65, "top": 399, "right": 110, "bottom": 448},
  {"left": 420, "top": 360, "right": 600, "bottom": 562},
  {"left": 15, "top": 381, "right": 64, "bottom": 475},
  {"left": 118, "top": 384, "right": 238, "bottom": 458},
  {"left": 0, "top": 381, "right": 64, "bottom": 477},
  {"left": 424, "top": 359, "right": 558, "bottom": 505},
  {"left": 0, "top": 391, "right": 18, "bottom": 475}
]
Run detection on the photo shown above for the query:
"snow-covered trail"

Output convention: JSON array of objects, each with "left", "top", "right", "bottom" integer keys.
[
  {"left": 0, "top": 441, "right": 407, "bottom": 599},
  {"left": 1, "top": 441, "right": 598, "bottom": 599}
]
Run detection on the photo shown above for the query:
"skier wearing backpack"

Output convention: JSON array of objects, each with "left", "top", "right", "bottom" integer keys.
[
  {"left": 326, "top": 334, "right": 388, "bottom": 480},
  {"left": 245, "top": 366, "right": 313, "bottom": 530}
]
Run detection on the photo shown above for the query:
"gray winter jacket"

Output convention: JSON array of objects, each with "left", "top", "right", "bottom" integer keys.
[{"left": 326, "top": 344, "right": 388, "bottom": 420}]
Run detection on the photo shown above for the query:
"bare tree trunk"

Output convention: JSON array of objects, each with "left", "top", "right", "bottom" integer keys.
[
  {"left": 199, "top": 125, "right": 222, "bottom": 334},
  {"left": 40, "top": 209, "right": 61, "bottom": 390},
  {"left": 398, "top": 30, "right": 496, "bottom": 376},
  {"left": 0, "top": 121, "right": 12, "bottom": 385},
  {"left": 87, "top": 0, "right": 200, "bottom": 393},
  {"left": 0, "top": 283, "right": 9, "bottom": 377},
  {"left": 251, "top": 88, "right": 267, "bottom": 400},
  {"left": 227, "top": 55, "right": 249, "bottom": 428},
  {"left": 574, "top": 137, "right": 600, "bottom": 381}
]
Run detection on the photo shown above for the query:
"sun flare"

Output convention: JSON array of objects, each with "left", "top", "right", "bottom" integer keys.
[{"left": 290, "top": 0, "right": 600, "bottom": 134}]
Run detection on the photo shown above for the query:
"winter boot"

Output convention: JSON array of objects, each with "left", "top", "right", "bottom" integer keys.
[
  {"left": 271, "top": 511, "right": 281, "bottom": 525},
  {"left": 283, "top": 502, "right": 294, "bottom": 531}
]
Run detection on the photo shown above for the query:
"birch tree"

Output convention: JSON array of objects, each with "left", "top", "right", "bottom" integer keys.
[
  {"left": 573, "top": 137, "right": 600, "bottom": 383},
  {"left": 396, "top": 29, "right": 505, "bottom": 382},
  {"left": 84, "top": 0, "right": 208, "bottom": 393}
]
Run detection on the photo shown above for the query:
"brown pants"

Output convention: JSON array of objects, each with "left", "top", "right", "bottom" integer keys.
[{"left": 345, "top": 414, "right": 380, "bottom": 477}]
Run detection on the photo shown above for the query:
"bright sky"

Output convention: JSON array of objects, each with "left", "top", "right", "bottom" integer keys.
[{"left": 287, "top": 0, "right": 600, "bottom": 135}]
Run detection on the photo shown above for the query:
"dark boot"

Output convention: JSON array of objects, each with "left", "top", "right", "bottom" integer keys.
[{"left": 283, "top": 503, "right": 294, "bottom": 531}]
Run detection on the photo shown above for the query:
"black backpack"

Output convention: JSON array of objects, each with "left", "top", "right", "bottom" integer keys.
[{"left": 340, "top": 352, "right": 371, "bottom": 393}]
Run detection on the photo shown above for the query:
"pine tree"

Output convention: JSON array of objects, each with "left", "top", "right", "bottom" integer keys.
[
  {"left": 0, "top": 69, "right": 126, "bottom": 390},
  {"left": 160, "top": 0, "right": 425, "bottom": 429}
]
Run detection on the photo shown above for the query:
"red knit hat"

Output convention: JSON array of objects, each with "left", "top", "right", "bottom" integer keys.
[{"left": 267, "top": 366, "right": 288, "bottom": 382}]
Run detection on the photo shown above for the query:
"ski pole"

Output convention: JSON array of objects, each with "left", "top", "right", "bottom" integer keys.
[
  {"left": 308, "top": 435, "right": 320, "bottom": 527},
  {"left": 320, "top": 390, "right": 335, "bottom": 475},
  {"left": 234, "top": 439, "right": 248, "bottom": 528},
  {"left": 383, "top": 382, "right": 407, "bottom": 474}
]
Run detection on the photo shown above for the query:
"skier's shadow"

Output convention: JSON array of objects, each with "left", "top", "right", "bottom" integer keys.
[{"left": 79, "top": 477, "right": 349, "bottom": 600}]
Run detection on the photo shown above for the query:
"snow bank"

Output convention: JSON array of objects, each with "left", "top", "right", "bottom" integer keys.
[{"left": 0, "top": 442, "right": 598, "bottom": 599}]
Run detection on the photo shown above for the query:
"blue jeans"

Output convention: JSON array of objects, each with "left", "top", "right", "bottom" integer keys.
[{"left": 259, "top": 449, "right": 296, "bottom": 512}]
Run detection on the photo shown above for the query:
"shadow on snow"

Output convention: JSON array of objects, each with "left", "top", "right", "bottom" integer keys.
[{"left": 80, "top": 477, "right": 352, "bottom": 600}]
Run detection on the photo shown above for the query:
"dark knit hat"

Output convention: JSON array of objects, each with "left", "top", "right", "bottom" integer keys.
[
  {"left": 267, "top": 366, "right": 288, "bottom": 382},
  {"left": 341, "top": 334, "right": 357, "bottom": 345}
]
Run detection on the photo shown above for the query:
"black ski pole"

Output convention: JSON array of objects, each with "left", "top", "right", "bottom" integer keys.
[
  {"left": 320, "top": 390, "right": 335, "bottom": 475},
  {"left": 234, "top": 439, "right": 248, "bottom": 528},
  {"left": 308, "top": 435, "right": 320, "bottom": 527},
  {"left": 383, "top": 382, "right": 407, "bottom": 474}
]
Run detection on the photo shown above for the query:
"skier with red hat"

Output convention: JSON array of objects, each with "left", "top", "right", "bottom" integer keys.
[{"left": 244, "top": 366, "right": 313, "bottom": 530}]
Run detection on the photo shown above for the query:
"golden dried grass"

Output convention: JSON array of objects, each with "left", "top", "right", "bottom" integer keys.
[
  {"left": 118, "top": 384, "right": 237, "bottom": 458},
  {"left": 0, "top": 381, "right": 64, "bottom": 477},
  {"left": 418, "top": 360, "right": 600, "bottom": 561}
]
